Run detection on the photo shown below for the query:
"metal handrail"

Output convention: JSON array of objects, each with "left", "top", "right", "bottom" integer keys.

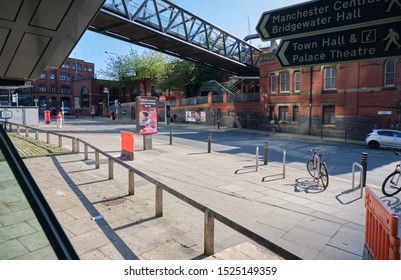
[{"left": 2, "top": 121, "right": 301, "bottom": 260}]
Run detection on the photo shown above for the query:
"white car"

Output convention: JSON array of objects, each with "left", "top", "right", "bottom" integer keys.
[{"left": 365, "top": 129, "right": 401, "bottom": 149}]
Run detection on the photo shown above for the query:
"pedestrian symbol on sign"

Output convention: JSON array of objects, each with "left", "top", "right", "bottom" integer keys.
[{"left": 383, "top": 28, "right": 401, "bottom": 51}]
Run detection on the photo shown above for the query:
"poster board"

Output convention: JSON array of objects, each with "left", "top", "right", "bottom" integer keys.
[{"left": 135, "top": 96, "right": 158, "bottom": 135}]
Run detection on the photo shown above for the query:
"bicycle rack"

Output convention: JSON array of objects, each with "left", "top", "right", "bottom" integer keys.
[{"left": 352, "top": 162, "right": 364, "bottom": 198}]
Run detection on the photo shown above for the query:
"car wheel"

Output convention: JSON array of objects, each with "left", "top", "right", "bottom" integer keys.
[{"left": 368, "top": 141, "right": 380, "bottom": 149}]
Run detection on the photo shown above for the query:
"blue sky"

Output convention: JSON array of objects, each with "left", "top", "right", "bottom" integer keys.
[{"left": 71, "top": 0, "right": 305, "bottom": 76}]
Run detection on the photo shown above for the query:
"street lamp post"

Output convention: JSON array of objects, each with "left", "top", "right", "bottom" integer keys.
[{"left": 105, "top": 51, "right": 122, "bottom": 107}]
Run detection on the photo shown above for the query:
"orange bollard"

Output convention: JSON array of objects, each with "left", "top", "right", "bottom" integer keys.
[{"left": 120, "top": 131, "right": 134, "bottom": 161}]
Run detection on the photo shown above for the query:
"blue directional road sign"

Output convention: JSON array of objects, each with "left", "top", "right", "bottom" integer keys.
[
  {"left": 276, "top": 20, "right": 401, "bottom": 67},
  {"left": 256, "top": 0, "right": 401, "bottom": 41}
]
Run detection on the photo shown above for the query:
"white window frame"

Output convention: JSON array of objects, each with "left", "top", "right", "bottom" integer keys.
[
  {"left": 324, "top": 67, "right": 337, "bottom": 90},
  {"left": 384, "top": 60, "right": 396, "bottom": 87},
  {"left": 280, "top": 72, "right": 290, "bottom": 93}
]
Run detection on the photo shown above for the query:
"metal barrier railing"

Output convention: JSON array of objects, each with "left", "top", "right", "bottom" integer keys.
[{"left": 2, "top": 121, "right": 301, "bottom": 260}]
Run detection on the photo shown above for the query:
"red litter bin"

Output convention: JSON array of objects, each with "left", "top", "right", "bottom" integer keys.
[{"left": 44, "top": 110, "right": 51, "bottom": 124}]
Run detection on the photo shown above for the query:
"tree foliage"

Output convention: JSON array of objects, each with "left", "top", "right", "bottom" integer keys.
[
  {"left": 100, "top": 48, "right": 225, "bottom": 97},
  {"left": 156, "top": 58, "right": 224, "bottom": 97}
]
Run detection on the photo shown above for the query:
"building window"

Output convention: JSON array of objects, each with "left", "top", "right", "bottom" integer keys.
[
  {"left": 87, "top": 65, "right": 93, "bottom": 72},
  {"left": 50, "top": 85, "right": 56, "bottom": 92},
  {"left": 269, "top": 106, "right": 275, "bottom": 122},
  {"left": 270, "top": 74, "right": 276, "bottom": 93},
  {"left": 324, "top": 67, "right": 337, "bottom": 90},
  {"left": 60, "top": 72, "right": 70, "bottom": 81},
  {"left": 294, "top": 72, "right": 300, "bottom": 92},
  {"left": 322, "top": 105, "right": 335, "bottom": 124},
  {"left": 293, "top": 106, "right": 299, "bottom": 122},
  {"left": 50, "top": 71, "right": 56, "bottom": 80},
  {"left": 279, "top": 106, "right": 289, "bottom": 121},
  {"left": 39, "top": 72, "right": 46, "bottom": 80},
  {"left": 384, "top": 60, "right": 396, "bottom": 87},
  {"left": 62, "top": 61, "right": 70, "bottom": 69},
  {"left": 61, "top": 86, "right": 71, "bottom": 93},
  {"left": 74, "top": 74, "right": 82, "bottom": 81},
  {"left": 81, "top": 86, "right": 90, "bottom": 108},
  {"left": 280, "top": 72, "right": 290, "bottom": 93},
  {"left": 72, "top": 63, "right": 82, "bottom": 71},
  {"left": 39, "top": 84, "right": 46, "bottom": 92}
]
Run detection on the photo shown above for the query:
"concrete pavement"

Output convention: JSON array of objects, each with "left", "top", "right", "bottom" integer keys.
[{"left": 11, "top": 117, "right": 400, "bottom": 259}]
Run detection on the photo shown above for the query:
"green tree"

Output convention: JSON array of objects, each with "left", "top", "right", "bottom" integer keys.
[{"left": 157, "top": 59, "right": 224, "bottom": 97}]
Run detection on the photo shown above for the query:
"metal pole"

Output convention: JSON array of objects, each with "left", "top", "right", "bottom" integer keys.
[
  {"left": 309, "top": 66, "right": 313, "bottom": 135},
  {"left": 264, "top": 141, "right": 269, "bottom": 165},
  {"left": 164, "top": 101, "right": 167, "bottom": 125},
  {"left": 361, "top": 152, "right": 368, "bottom": 190},
  {"left": 208, "top": 133, "right": 212, "bottom": 153},
  {"left": 169, "top": 129, "right": 173, "bottom": 145},
  {"left": 283, "top": 151, "right": 286, "bottom": 179},
  {"left": 256, "top": 146, "right": 259, "bottom": 172}
]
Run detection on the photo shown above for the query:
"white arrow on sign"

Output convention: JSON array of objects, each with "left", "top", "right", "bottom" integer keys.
[
  {"left": 257, "top": 14, "right": 270, "bottom": 39},
  {"left": 277, "top": 41, "right": 290, "bottom": 67}
]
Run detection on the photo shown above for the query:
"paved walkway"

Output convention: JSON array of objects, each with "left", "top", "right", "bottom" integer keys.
[{"left": 11, "top": 118, "right": 399, "bottom": 259}]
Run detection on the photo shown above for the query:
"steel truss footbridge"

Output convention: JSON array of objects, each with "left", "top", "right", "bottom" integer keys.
[{"left": 90, "top": 0, "right": 261, "bottom": 75}]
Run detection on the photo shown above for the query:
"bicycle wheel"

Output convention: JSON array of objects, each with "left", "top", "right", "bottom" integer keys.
[
  {"left": 382, "top": 171, "right": 401, "bottom": 197},
  {"left": 307, "top": 159, "right": 315, "bottom": 177},
  {"left": 320, "top": 164, "right": 329, "bottom": 188}
]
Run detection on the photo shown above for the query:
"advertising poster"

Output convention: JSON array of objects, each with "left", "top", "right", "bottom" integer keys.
[
  {"left": 185, "top": 111, "right": 206, "bottom": 122},
  {"left": 136, "top": 96, "right": 158, "bottom": 135}
]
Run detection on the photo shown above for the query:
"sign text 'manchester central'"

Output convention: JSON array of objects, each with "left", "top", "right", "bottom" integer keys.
[{"left": 272, "top": 0, "right": 379, "bottom": 36}]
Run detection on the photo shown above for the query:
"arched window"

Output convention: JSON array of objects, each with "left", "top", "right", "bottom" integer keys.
[
  {"left": 384, "top": 60, "right": 396, "bottom": 87},
  {"left": 60, "top": 72, "right": 70, "bottom": 81},
  {"left": 81, "top": 86, "right": 90, "bottom": 108}
]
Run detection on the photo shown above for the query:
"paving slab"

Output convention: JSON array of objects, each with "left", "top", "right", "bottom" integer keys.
[{"left": 4, "top": 118, "right": 400, "bottom": 260}]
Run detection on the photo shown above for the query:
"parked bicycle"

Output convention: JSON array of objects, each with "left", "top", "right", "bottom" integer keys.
[
  {"left": 382, "top": 150, "right": 401, "bottom": 197},
  {"left": 306, "top": 148, "right": 329, "bottom": 188}
]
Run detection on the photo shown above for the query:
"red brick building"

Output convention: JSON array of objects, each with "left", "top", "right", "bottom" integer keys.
[
  {"left": 31, "top": 57, "right": 153, "bottom": 116},
  {"left": 258, "top": 48, "right": 401, "bottom": 139},
  {"left": 32, "top": 57, "right": 95, "bottom": 114}
]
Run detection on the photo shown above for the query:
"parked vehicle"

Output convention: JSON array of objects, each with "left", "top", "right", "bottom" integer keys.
[
  {"left": 62, "top": 107, "right": 72, "bottom": 115},
  {"left": 365, "top": 129, "right": 401, "bottom": 149}
]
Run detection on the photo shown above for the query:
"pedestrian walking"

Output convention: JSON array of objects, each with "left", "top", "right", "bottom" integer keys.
[{"left": 56, "top": 111, "right": 63, "bottom": 128}]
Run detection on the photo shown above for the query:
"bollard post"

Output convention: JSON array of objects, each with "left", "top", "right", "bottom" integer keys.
[
  {"left": 264, "top": 141, "right": 269, "bottom": 165},
  {"left": 256, "top": 147, "right": 259, "bottom": 172},
  {"left": 283, "top": 151, "right": 286, "bottom": 179},
  {"left": 35, "top": 131, "right": 39, "bottom": 141},
  {"left": 208, "top": 133, "right": 212, "bottom": 153},
  {"left": 46, "top": 132, "right": 50, "bottom": 144},
  {"left": 361, "top": 152, "right": 368, "bottom": 190},
  {"left": 169, "top": 129, "right": 173, "bottom": 145},
  {"left": 108, "top": 158, "right": 114, "bottom": 180}
]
